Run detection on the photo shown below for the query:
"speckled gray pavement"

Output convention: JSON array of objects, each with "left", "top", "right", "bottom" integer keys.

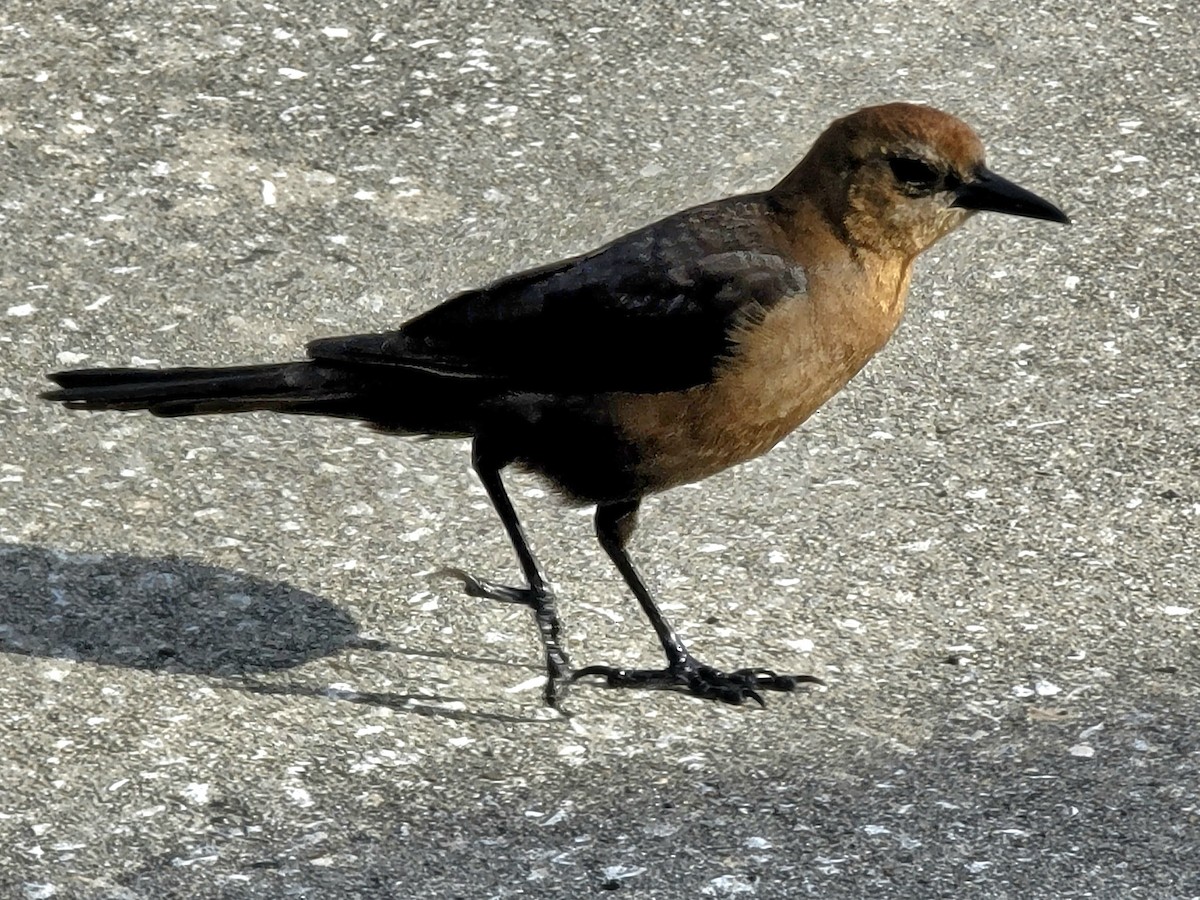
[{"left": 1, "top": 1, "right": 1197, "bottom": 898}]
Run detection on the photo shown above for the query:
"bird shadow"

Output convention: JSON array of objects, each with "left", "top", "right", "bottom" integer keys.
[
  {"left": 0, "top": 543, "right": 545, "bottom": 724},
  {"left": 0, "top": 542, "right": 376, "bottom": 674}
]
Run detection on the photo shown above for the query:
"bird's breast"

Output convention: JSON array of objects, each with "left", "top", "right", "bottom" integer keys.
[{"left": 615, "top": 262, "right": 911, "bottom": 493}]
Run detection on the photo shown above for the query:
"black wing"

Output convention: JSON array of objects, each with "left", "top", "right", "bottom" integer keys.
[{"left": 308, "top": 197, "right": 808, "bottom": 394}]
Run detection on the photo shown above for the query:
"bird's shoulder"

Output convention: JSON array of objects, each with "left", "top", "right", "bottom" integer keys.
[{"left": 506, "top": 193, "right": 809, "bottom": 314}]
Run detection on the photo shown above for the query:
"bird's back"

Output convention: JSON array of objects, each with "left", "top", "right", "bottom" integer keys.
[{"left": 308, "top": 192, "right": 800, "bottom": 397}]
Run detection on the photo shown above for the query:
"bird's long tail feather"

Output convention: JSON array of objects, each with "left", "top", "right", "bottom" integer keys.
[{"left": 42, "top": 362, "right": 365, "bottom": 419}]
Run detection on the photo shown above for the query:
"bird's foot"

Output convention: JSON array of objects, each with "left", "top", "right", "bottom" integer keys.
[
  {"left": 436, "top": 567, "right": 540, "bottom": 607},
  {"left": 571, "top": 657, "right": 822, "bottom": 707},
  {"left": 437, "top": 567, "right": 574, "bottom": 710}
]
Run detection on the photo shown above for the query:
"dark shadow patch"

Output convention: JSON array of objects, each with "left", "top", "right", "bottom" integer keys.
[{"left": 0, "top": 543, "right": 383, "bottom": 675}]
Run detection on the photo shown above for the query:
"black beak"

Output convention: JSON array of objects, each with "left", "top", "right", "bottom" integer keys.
[{"left": 952, "top": 168, "right": 1071, "bottom": 224}]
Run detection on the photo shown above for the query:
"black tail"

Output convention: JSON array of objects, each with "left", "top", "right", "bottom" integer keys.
[{"left": 42, "top": 362, "right": 368, "bottom": 419}]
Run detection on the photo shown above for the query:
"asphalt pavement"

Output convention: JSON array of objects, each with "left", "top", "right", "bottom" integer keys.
[{"left": 1, "top": 0, "right": 1198, "bottom": 897}]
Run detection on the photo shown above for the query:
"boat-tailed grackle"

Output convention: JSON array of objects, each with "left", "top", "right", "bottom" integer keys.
[{"left": 43, "top": 103, "right": 1070, "bottom": 710}]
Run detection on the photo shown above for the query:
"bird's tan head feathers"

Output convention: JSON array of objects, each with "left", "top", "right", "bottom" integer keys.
[{"left": 776, "top": 102, "right": 1069, "bottom": 258}]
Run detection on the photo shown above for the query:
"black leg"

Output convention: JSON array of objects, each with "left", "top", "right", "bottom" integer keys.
[
  {"left": 440, "top": 439, "right": 572, "bottom": 709},
  {"left": 572, "top": 500, "right": 821, "bottom": 706}
]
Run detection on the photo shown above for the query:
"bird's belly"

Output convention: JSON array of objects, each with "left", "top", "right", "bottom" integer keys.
[{"left": 615, "top": 363, "right": 860, "bottom": 493}]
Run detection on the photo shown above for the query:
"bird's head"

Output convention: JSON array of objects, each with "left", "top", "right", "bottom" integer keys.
[{"left": 780, "top": 102, "right": 1070, "bottom": 258}]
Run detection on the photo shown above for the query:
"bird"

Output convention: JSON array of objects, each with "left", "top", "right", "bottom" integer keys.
[{"left": 43, "top": 102, "right": 1070, "bottom": 710}]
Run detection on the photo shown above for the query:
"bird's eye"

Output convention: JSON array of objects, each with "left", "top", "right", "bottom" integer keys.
[{"left": 888, "top": 156, "right": 940, "bottom": 187}]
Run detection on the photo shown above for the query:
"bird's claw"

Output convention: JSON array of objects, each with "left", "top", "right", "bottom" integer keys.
[
  {"left": 434, "top": 567, "right": 539, "bottom": 607},
  {"left": 437, "top": 567, "right": 575, "bottom": 711},
  {"left": 437, "top": 568, "right": 821, "bottom": 711},
  {"left": 571, "top": 659, "right": 822, "bottom": 707}
]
